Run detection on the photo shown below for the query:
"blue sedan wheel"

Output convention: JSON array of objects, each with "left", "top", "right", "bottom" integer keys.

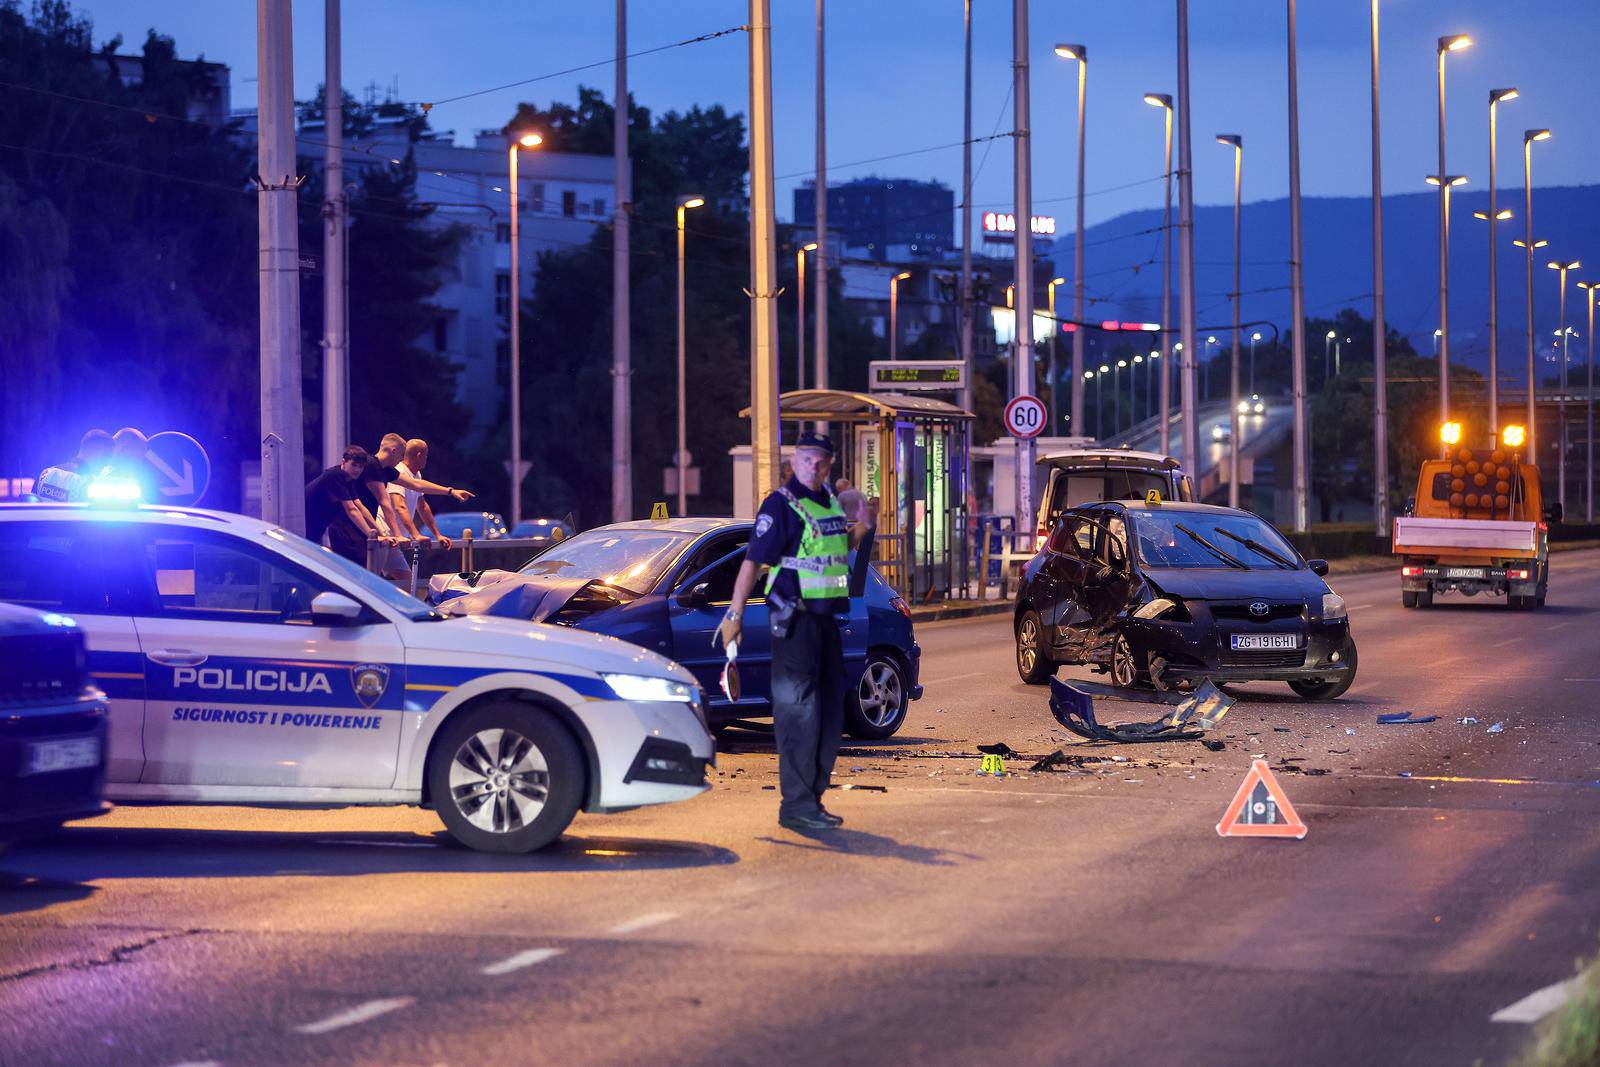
[{"left": 846, "top": 653, "right": 908, "bottom": 740}]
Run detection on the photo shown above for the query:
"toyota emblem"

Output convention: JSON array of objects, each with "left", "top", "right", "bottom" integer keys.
[{"left": 1248, "top": 601, "right": 1270, "bottom": 617}]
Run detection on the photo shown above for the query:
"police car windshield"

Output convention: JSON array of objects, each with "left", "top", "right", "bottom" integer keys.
[
  {"left": 266, "top": 529, "right": 442, "bottom": 619},
  {"left": 1130, "top": 511, "right": 1301, "bottom": 571},
  {"left": 517, "top": 529, "right": 696, "bottom": 595}
]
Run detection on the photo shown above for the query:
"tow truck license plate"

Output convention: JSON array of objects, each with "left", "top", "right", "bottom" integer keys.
[
  {"left": 1445, "top": 567, "right": 1485, "bottom": 579},
  {"left": 26, "top": 736, "right": 100, "bottom": 776},
  {"left": 1230, "top": 634, "right": 1301, "bottom": 651}
]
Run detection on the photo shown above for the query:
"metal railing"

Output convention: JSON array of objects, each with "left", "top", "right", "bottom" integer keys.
[{"left": 364, "top": 529, "right": 561, "bottom": 598}]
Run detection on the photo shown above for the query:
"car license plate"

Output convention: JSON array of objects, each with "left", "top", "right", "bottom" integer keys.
[
  {"left": 25, "top": 736, "right": 101, "bottom": 776},
  {"left": 1445, "top": 567, "right": 1484, "bottom": 579},
  {"left": 1229, "top": 633, "right": 1301, "bottom": 651}
]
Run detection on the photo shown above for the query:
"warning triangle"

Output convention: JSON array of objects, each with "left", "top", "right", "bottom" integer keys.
[{"left": 1216, "top": 759, "right": 1307, "bottom": 839}]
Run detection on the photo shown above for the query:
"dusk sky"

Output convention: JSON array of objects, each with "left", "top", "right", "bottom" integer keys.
[{"left": 89, "top": 0, "right": 1599, "bottom": 237}]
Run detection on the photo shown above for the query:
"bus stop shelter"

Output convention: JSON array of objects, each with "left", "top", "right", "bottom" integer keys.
[{"left": 739, "top": 389, "right": 974, "bottom": 601}]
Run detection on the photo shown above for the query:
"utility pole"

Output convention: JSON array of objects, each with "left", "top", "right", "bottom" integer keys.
[
  {"left": 321, "top": 0, "right": 347, "bottom": 469},
  {"left": 1285, "top": 0, "right": 1310, "bottom": 530},
  {"left": 749, "top": 0, "right": 782, "bottom": 505},
  {"left": 1011, "top": 0, "right": 1036, "bottom": 539},
  {"left": 1370, "top": 0, "right": 1389, "bottom": 537},
  {"left": 256, "top": 0, "right": 305, "bottom": 533},
  {"left": 612, "top": 0, "right": 633, "bottom": 522},
  {"left": 813, "top": 0, "right": 828, "bottom": 401},
  {"left": 959, "top": 0, "right": 974, "bottom": 417},
  {"left": 1175, "top": 0, "right": 1200, "bottom": 479}
]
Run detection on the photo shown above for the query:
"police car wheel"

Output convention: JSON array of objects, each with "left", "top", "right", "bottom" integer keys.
[
  {"left": 846, "top": 653, "right": 908, "bottom": 740},
  {"left": 428, "top": 702, "right": 584, "bottom": 853}
]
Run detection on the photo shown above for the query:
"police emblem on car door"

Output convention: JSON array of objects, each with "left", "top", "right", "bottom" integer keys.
[{"left": 351, "top": 663, "right": 391, "bottom": 708}]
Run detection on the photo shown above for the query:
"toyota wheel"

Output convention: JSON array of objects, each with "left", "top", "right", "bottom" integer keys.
[
  {"left": 846, "top": 652, "right": 909, "bottom": 740},
  {"left": 427, "top": 701, "right": 584, "bottom": 853},
  {"left": 1016, "top": 609, "right": 1055, "bottom": 685}
]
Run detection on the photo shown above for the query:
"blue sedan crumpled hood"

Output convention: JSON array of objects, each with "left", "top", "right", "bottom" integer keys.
[{"left": 436, "top": 574, "right": 595, "bottom": 623}]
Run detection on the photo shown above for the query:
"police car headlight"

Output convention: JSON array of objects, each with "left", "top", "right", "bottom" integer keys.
[
  {"left": 1320, "top": 593, "right": 1347, "bottom": 620},
  {"left": 601, "top": 672, "right": 695, "bottom": 703}
]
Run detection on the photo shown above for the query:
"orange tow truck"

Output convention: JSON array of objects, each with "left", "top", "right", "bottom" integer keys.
[{"left": 1392, "top": 423, "right": 1554, "bottom": 610}]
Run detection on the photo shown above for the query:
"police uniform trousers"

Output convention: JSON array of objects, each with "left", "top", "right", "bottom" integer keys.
[{"left": 770, "top": 609, "right": 846, "bottom": 817}]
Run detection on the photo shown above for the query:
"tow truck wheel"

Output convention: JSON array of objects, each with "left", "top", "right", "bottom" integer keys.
[
  {"left": 1416, "top": 588, "right": 1433, "bottom": 609},
  {"left": 1402, "top": 591, "right": 1418, "bottom": 609},
  {"left": 428, "top": 701, "right": 584, "bottom": 853},
  {"left": 1015, "top": 608, "right": 1055, "bottom": 685},
  {"left": 1288, "top": 637, "right": 1358, "bottom": 702}
]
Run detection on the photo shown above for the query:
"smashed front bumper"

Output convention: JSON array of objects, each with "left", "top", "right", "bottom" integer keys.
[{"left": 1123, "top": 614, "right": 1352, "bottom": 685}]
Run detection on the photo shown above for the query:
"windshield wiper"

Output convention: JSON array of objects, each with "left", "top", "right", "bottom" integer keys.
[
  {"left": 1174, "top": 523, "right": 1247, "bottom": 569},
  {"left": 1213, "top": 528, "right": 1293, "bottom": 569}
]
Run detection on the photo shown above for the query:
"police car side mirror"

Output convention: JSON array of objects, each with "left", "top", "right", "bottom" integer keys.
[
  {"left": 1307, "top": 559, "right": 1330, "bottom": 577},
  {"left": 310, "top": 591, "right": 364, "bottom": 625}
]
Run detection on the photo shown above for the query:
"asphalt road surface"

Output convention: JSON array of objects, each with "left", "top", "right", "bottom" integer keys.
[{"left": 5, "top": 550, "right": 1600, "bottom": 1066}]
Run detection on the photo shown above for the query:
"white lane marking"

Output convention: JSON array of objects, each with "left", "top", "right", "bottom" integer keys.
[
  {"left": 1491, "top": 976, "right": 1584, "bottom": 1024},
  {"left": 1346, "top": 602, "right": 1378, "bottom": 611},
  {"left": 314, "top": 839, "right": 437, "bottom": 848},
  {"left": 482, "top": 947, "right": 563, "bottom": 976},
  {"left": 922, "top": 671, "right": 987, "bottom": 685},
  {"left": 294, "top": 997, "right": 415, "bottom": 1035},
  {"left": 609, "top": 912, "right": 677, "bottom": 935},
  {"left": 166, "top": 1062, "right": 223, "bottom": 1067}
]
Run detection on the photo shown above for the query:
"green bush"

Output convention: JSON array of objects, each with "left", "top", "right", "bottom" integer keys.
[{"left": 1278, "top": 523, "right": 1386, "bottom": 561}]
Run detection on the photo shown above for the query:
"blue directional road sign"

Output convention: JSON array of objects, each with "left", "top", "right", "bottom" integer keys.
[{"left": 144, "top": 431, "right": 210, "bottom": 507}]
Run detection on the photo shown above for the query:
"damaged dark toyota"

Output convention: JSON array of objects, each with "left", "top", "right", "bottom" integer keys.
[{"left": 1015, "top": 500, "right": 1357, "bottom": 700}]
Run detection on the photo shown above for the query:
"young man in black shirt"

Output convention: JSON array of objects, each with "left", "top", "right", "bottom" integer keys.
[{"left": 305, "top": 447, "right": 386, "bottom": 563}]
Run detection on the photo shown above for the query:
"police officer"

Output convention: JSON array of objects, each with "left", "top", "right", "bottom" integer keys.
[
  {"left": 34, "top": 429, "right": 113, "bottom": 502},
  {"left": 719, "top": 431, "right": 876, "bottom": 832}
]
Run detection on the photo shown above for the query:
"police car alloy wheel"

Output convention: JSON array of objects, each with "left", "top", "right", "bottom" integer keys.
[
  {"left": 846, "top": 653, "right": 908, "bottom": 740},
  {"left": 427, "top": 701, "right": 584, "bottom": 853}
]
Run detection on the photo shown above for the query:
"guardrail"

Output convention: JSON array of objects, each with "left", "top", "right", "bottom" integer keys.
[{"left": 364, "top": 530, "right": 558, "bottom": 597}]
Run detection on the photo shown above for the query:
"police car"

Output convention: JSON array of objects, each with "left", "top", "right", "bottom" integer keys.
[{"left": 0, "top": 502, "right": 714, "bottom": 852}]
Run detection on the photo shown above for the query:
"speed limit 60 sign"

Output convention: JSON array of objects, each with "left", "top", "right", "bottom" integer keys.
[{"left": 1004, "top": 394, "right": 1048, "bottom": 438}]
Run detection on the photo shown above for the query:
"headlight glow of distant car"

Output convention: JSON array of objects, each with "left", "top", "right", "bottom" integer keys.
[
  {"left": 1320, "top": 593, "right": 1347, "bottom": 620},
  {"left": 601, "top": 672, "right": 696, "bottom": 703}
]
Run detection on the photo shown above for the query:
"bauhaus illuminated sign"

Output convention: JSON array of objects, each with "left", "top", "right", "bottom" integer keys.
[{"left": 982, "top": 211, "right": 1057, "bottom": 236}]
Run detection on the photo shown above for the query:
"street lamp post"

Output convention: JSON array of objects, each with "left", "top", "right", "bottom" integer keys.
[
  {"left": 676, "top": 195, "right": 705, "bottom": 517},
  {"left": 1114, "top": 360, "right": 1128, "bottom": 436},
  {"left": 1370, "top": 0, "right": 1388, "bottom": 535},
  {"left": 1097, "top": 364, "right": 1109, "bottom": 439},
  {"left": 1218, "top": 133, "right": 1243, "bottom": 508},
  {"left": 1487, "top": 87, "right": 1519, "bottom": 432},
  {"left": 796, "top": 242, "right": 816, "bottom": 389},
  {"left": 1056, "top": 44, "right": 1088, "bottom": 432},
  {"left": 1579, "top": 280, "right": 1597, "bottom": 522},
  {"left": 1047, "top": 276, "right": 1066, "bottom": 433},
  {"left": 508, "top": 131, "right": 543, "bottom": 527},
  {"left": 1549, "top": 258, "right": 1581, "bottom": 513},
  {"left": 1427, "top": 172, "right": 1469, "bottom": 452},
  {"left": 1144, "top": 93, "right": 1174, "bottom": 457},
  {"left": 889, "top": 270, "right": 912, "bottom": 360},
  {"left": 1324, "top": 329, "right": 1335, "bottom": 383},
  {"left": 1435, "top": 34, "right": 1472, "bottom": 447},
  {"left": 1285, "top": 0, "right": 1310, "bottom": 530},
  {"left": 1249, "top": 332, "right": 1260, "bottom": 392},
  {"left": 1524, "top": 129, "right": 1551, "bottom": 455},
  {"left": 1131, "top": 354, "right": 1144, "bottom": 424}
]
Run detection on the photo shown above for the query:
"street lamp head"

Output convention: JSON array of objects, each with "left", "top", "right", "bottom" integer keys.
[
  {"left": 1326, "top": 330, "right": 1337, "bottom": 339},
  {"left": 1133, "top": 355, "right": 1144, "bottom": 364},
  {"left": 1206, "top": 335, "right": 1218, "bottom": 344},
  {"left": 678, "top": 196, "right": 706, "bottom": 210},
  {"left": 802, "top": 241, "right": 818, "bottom": 252},
  {"left": 1434, "top": 329, "right": 1443, "bottom": 337},
  {"left": 1051, "top": 276, "right": 1066, "bottom": 287},
  {"left": 516, "top": 133, "right": 543, "bottom": 149},
  {"left": 893, "top": 271, "right": 912, "bottom": 282},
  {"left": 1054, "top": 43, "right": 1086, "bottom": 62},
  {"left": 1426, "top": 174, "right": 1468, "bottom": 187},
  {"left": 1473, "top": 208, "right": 1515, "bottom": 221},
  {"left": 1490, "top": 87, "right": 1519, "bottom": 104},
  {"left": 1438, "top": 34, "right": 1471, "bottom": 54},
  {"left": 1215, "top": 133, "right": 1242, "bottom": 148},
  {"left": 1251, "top": 332, "right": 1262, "bottom": 341},
  {"left": 1547, "top": 259, "right": 1581, "bottom": 271},
  {"left": 1174, "top": 342, "right": 1183, "bottom": 351},
  {"left": 1514, "top": 238, "right": 1550, "bottom": 250},
  {"left": 1117, "top": 359, "right": 1128, "bottom": 368},
  {"left": 1526, "top": 128, "right": 1551, "bottom": 143},
  {"left": 1143, "top": 92, "right": 1172, "bottom": 110},
  {"left": 1099, "top": 364, "right": 1111, "bottom": 374},
  {"left": 1149, "top": 350, "right": 1159, "bottom": 359},
  {"left": 1084, "top": 371, "right": 1095, "bottom": 380}
]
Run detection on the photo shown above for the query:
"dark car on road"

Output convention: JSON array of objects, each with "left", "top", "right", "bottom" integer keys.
[
  {"left": 1015, "top": 500, "right": 1357, "bottom": 700},
  {"left": 434, "top": 518, "right": 922, "bottom": 738},
  {"left": 0, "top": 603, "right": 109, "bottom": 844}
]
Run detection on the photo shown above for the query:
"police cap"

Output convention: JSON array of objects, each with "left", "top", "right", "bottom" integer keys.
[{"left": 795, "top": 430, "right": 835, "bottom": 455}]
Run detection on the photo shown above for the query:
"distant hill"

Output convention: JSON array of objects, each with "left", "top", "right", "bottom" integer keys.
[{"left": 1063, "top": 184, "right": 1600, "bottom": 371}]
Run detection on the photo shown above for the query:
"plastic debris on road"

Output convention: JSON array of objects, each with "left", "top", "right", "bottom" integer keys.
[
  {"left": 1487, "top": 722, "right": 1505, "bottom": 734},
  {"left": 976, "top": 742, "right": 1020, "bottom": 758},
  {"left": 1047, "top": 678, "right": 1235, "bottom": 744},
  {"left": 1457, "top": 717, "right": 1479, "bottom": 725},
  {"left": 1377, "top": 712, "right": 1438, "bottom": 725}
]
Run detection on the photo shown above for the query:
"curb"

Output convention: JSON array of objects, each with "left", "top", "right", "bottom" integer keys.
[{"left": 909, "top": 600, "right": 1014, "bottom": 623}]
